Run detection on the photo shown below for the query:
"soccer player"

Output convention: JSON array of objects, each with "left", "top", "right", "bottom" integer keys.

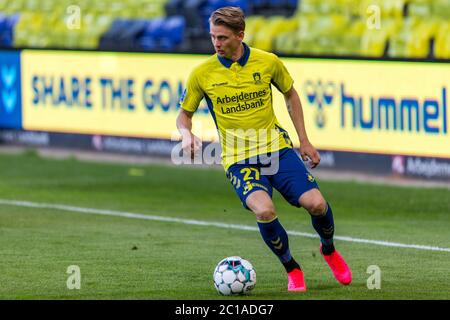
[{"left": 176, "top": 6, "right": 351, "bottom": 291}]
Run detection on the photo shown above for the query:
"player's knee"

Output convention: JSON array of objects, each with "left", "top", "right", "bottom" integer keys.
[
  {"left": 306, "top": 198, "right": 327, "bottom": 216},
  {"left": 253, "top": 205, "right": 276, "bottom": 221}
]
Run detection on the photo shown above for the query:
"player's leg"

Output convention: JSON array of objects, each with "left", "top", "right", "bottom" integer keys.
[
  {"left": 226, "top": 162, "right": 306, "bottom": 291},
  {"left": 298, "top": 182, "right": 352, "bottom": 285},
  {"left": 299, "top": 189, "right": 335, "bottom": 254},
  {"left": 269, "top": 147, "right": 351, "bottom": 285},
  {"left": 246, "top": 191, "right": 298, "bottom": 270},
  {"left": 245, "top": 190, "right": 306, "bottom": 291},
  {"left": 267, "top": 148, "right": 327, "bottom": 242}
]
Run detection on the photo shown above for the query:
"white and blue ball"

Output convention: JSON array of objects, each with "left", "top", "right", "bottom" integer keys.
[{"left": 213, "top": 256, "right": 256, "bottom": 295}]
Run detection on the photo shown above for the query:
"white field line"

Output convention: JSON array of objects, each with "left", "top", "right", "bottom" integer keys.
[{"left": 0, "top": 199, "right": 449, "bottom": 253}]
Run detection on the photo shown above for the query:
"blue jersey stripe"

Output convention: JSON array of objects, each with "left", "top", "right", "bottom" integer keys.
[{"left": 204, "top": 94, "right": 218, "bottom": 129}]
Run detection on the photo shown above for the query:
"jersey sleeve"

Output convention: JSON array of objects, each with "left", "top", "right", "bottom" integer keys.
[
  {"left": 179, "top": 70, "right": 204, "bottom": 113},
  {"left": 271, "top": 54, "right": 294, "bottom": 94}
]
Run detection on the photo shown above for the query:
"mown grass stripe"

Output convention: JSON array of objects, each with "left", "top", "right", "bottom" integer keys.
[{"left": 1, "top": 199, "right": 449, "bottom": 253}]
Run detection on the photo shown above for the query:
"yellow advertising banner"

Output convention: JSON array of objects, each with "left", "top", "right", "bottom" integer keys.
[
  {"left": 21, "top": 50, "right": 450, "bottom": 158},
  {"left": 282, "top": 58, "right": 449, "bottom": 158},
  {"left": 21, "top": 50, "right": 218, "bottom": 142}
]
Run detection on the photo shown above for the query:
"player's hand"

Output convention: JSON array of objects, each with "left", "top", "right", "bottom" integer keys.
[
  {"left": 181, "top": 133, "right": 202, "bottom": 160},
  {"left": 299, "top": 140, "right": 320, "bottom": 169}
]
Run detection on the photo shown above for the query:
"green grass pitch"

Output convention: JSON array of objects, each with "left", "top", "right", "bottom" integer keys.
[{"left": 0, "top": 151, "right": 449, "bottom": 299}]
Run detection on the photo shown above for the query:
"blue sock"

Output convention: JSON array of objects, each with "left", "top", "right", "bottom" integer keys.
[
  {"left": 311, "top": 202, "right": 335, "bottom": 255},
  {"left": 257, "top": 217, "right": 300, "bottom": 271}
]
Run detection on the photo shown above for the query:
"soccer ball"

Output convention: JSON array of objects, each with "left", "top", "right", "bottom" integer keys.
[{"left": 213, "top": 256, "right": 256, "bottom": 295}]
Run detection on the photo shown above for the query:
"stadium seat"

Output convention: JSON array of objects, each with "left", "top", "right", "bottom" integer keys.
[
  {"left": 298, "top": 0, "right": 354, "bottom": 15},
  {"left": 165, "top": 0, "right": 185, "bottom": 16},
  {"left": 2, "top": 0, "right": 168, "bottom": 49},
  {"left": 388, "top": 17, "right": 439, "bottom": 58},
  {"left": 407, "top": 0, "right": 432, "bottom": 18},
  {"left": 360, "top": 17, "right": 402, "bottom": 57},
  {"left": 290, "top": 14, "right": 350, "bottom": 56},
  {"left": 0, "top": 14, "right": 19, "bottom": 47},
  {"left": 359, "top": 0, "right": 406, "bottom": 18},
  {"left": 432, "top": 20, "right": 450, "bottom": 59},
  {"left": 251, "top": 16, "right": 298, "bottom": 52},
  {"left": 0, "top": 0, "right": 448, "bottom": 60},
  {"left": 201, "top": 0, "right": 249, "bottom": 30},
  {"left": 249, "top": 0, "right": 298, "bottom": 16},
  {"left": 432, "top": 0, "right": 450, "bottom": 19},
  {"left": 135, "top": 16, "right": 186, "bottom": 51},
  {"left": 273, "top": 29, "right": 298, "bottom": 54},
  {"left": 0, "top": 14, "right": 8, "bottom": 46},
  {"left": 99, "top": 19, "right": 148, "bottom": 51},
  {"left": 163, "top": 16, "right": 186, "bottom": 45},
  {"left": 244, "top": 16, "right": 266, "bottom": 45},
  {"left": 336, "top": 19, "right": 366, "bottom": 56},
  {"left": 179, "top": 0, "right": 207, "bottom": 37}
]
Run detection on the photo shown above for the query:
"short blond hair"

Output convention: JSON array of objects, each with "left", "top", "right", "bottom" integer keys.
[{"left": 209, "top": 6, "right": 245, "bottom": 34}]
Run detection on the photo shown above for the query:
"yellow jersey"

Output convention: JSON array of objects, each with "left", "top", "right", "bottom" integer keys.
[{"left": 180, "top": 43, "right": 294, "bottom": 170}]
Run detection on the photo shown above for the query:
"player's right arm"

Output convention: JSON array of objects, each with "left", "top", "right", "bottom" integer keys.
[
  {"left": 176, "top": 69, "right": 204, "bottom": 159},
  {"left": 176, "top": 109, "right": 202, "bottom": 159},
  {"left": 270, "top": 53, "right": 320, "bottom": 169}
]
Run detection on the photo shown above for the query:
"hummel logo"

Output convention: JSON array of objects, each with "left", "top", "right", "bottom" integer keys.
[
  {"left": 271, "top": 237, "right": 283, "bottom": 250},
  {"left": 1, "top": 65, "right": 16, "bottom": 87},
  {"left": 322, "top": 226, "right": 334, "bottom": 236},
  {"left": 1, "top": 65, "right": 18, "bottom": 113},
  {"left": 303, "top": 80, "right": 336, "bottom": 129},
  {"left": 212, "top": 82, "right": 228, "bottom": 87}
]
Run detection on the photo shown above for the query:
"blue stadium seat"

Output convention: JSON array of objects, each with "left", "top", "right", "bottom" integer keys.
[
  {"left": 138, "top": 36, "right": 157, "bottom": 50},
  {"left": 0, "top": 14, "right": 5, "bottom": 35},
  {"left": 249, "top": 0, "right": 298, "bottom": 7},
  {"left": 137, "top": 16, "right": 186, "bottom": 51},
  {"left": 249, "top": 0, "right": 298, "bottom": 16},
  {"left": 138, "top": 18, "right": 165, "bottom": 50},
  {"left": 121, "top": 19, "right": 149, "bottom": 50},
  {"left": 207, "top": 0, "right": 249, "bottom": 13},
  {"left": 164, "top": 16, "right": 186, "bottom": 45},
  {"left": 99, "top": 19, "right": 149, "bottom": 51},
  {"left": 0, "top": 14, "right": 20, "bottom": 47},
  {"left": 203, "top": 0, "right": 250, "bottom": 18},
  {"left": 249, "top": 0, "right": 266, "bottom": 6},
  {"left": 146, "top": 18, "right": 166, "bottom": 39},
  {"left": 165, "top": 0, "right": 185, "bottom": 16},
  {"left": 201, "top": 0, "right": 249, "bottom": 29},
  {"left": 269, "top": 0, "right": 285, "bottom": 5},
  {"left": 268, "top": 0, "right": 298, "bottom": 10},
  {"left": 180, "top": 0, "right": 207, "bottom": 37}
]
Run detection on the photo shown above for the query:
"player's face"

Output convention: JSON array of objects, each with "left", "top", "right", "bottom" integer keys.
[{"left": 209, "top": 23, "right": 244, "bottom": 59}]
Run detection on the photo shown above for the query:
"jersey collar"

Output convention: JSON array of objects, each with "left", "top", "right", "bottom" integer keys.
[{"left": 217, "top": 42, "right": 250, "bottom": 68}]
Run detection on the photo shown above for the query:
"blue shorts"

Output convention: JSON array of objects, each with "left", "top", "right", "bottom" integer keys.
[{"left": 226, "top": 147, "right": 319, "bottom": 210}]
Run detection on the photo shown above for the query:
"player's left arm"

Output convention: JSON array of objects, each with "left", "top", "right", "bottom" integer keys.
[{"left": 283, "top": 87, "right": 321, "bottom": 168}]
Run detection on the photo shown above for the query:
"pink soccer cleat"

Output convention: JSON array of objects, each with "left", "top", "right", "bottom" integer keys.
[
  {"left": 287, "top": 268, "right": 307, "bottom": 292},
  {"left": 320, "top": 244, "right": 352, "bottom": 285}
]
